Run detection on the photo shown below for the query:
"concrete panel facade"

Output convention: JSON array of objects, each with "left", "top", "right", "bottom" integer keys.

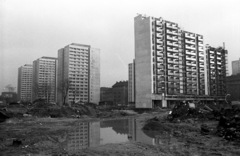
[
  {"left": 134, "top": 15, "right": 153, "bottom": 108},
  {"left": 90, "top": 48, "right": 100, "bottom": 104}
]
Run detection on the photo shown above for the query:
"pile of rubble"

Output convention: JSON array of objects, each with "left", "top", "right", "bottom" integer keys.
[{"left": 167, "top": 101, "right": 240, "bottom": 141}]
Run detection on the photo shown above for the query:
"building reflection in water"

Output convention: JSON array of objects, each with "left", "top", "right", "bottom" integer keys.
[
  {"left": 66, "top": 121, "right": 100, "bottom": 153},
  {"left": 128, "top": 119, "right": 172, "bottom": 146},
  {"left": 64, "top": 118, "right": 174, "bottom": 154}
]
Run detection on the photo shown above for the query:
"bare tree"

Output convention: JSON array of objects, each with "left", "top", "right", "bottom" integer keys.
[
  {"left": 5, "top": 84, "right": 15, "bottom": 92},
  {"left": 58, "top": 79, "right": 71, "bottom": 106},
  {"left": 40, "top": 82, "right": 54, "bottom": 103}
]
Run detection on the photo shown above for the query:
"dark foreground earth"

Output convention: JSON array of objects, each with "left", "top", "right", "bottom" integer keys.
[{"left": 1, "top": 112, "right": 240, "bottom": 156}]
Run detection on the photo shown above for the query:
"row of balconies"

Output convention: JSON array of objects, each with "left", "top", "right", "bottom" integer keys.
[
  {"left": 166, "top": 29, "right": 178, "bottom": 35},
  {"left": 167, "top": 53, "right": 179, "bottom": 58},
  {"left": 166, "top": 23, "right": 178, "bottom": 29},
  {"left": 185, "top": 50, "right": 196, "bottom": 56},
  {"left": 185, "top": 33, "right": 195, "bottom": 39},
  {"left": 185, "top": 39, "right": 195, "bottom": 45},
  {"left": 185, "top": 45, "right": 196, "bottom": 50},
  {"left": 167, "top": 47, "right": 179, "bottom": 53},
  {"left": 167, "top": 41, "right": 178, "bottom": 47},
  {"left": 166, "top": 35, "right": 178, "bottom": 41}
]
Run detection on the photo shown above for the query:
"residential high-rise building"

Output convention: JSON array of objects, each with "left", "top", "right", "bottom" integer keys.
[
  {"left": 128, "top": 61, "right": 135, "bottom": 104},
  {"left": 232, "top": 58, "right": 240, "bottom": 75},
  {"left": 206, "top": 45, "right": 228, "bottom": 96},
  {"left": 57, "top": 43, "right": 100, "bottom": 105},
  {"left": 17, "top": 64, "right": 33, "bottom": 101},
  {"left": 133, "top": 14, "right": 206, "bottom": 108},
  {"left": 32, "top": 56, "right": 58, "bottom": 102}
]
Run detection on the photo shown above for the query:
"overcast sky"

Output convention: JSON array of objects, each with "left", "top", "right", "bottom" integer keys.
[{"left": 0, "top": 0, "right": 240, "bottom": 93}]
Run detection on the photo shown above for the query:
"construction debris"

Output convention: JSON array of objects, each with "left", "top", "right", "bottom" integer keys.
[{"left": 167, "top": 101, "right": 240, "bottom": 141}]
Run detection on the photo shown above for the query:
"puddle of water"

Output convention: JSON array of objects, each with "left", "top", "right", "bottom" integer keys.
[{"left": 59, "top": 118, "right": 172, "bottom": 154}]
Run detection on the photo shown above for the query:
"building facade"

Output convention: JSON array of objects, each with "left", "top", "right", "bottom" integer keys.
[
  {"left": 100, "top": 87, "right": 113, "bottom": 102},
  {"left": 206, "top": 45, "right": 228, "bottom": 96},
  {"left": 112, "top": 81, "right": 128, "bottom": 106},
  {"left": 134, "top": 14, "right": 206, "bottom": 108},
  {"left": 226, "top": 74, "right": 240, "bottom": 101},
  {"left": 232, "top": 58, "right": 240, "bottom": 75},
  {"left": 128, "top": 61, "right": 135, "bottom": 104},
  {"left": 32, "top": 56, "right": 58, "bottom": 102},
  {"left": 57, "top": 43, "right": 100, "bottom": 105},
  {"left": 132, "top": 14, "right": 228, "bottom": 108},
  {"left": 17, "top": 64, "right": 33, "bottom": 101}
]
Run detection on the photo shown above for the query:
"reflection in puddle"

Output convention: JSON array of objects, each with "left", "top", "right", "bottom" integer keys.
[{"left": 62, "top": 118, "right": 172, "bottom": 154}]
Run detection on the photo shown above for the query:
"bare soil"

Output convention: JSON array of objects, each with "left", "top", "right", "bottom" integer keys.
[{"left": 1, "top": 112, "right": 240, "bottom": 156}]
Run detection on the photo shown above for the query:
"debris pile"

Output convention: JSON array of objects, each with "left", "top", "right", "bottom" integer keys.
[
  {"left": 167, "top": 101, "right": 224, "bottom": 121},
  {"left": 167, "top": 101, "right": 240, "bottom": 141},
  {"left": 215, "top": 109, "right": 240, "bottom": 140}
]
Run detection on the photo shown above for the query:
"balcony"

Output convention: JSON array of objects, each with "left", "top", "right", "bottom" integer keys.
[
  {"left": 156, "top": 21, "right": 162, "bottom": 26},
  {"left": 217, "top": 57, "right": 221, "bottom": 60},
  {"left": 185, "top": 33, "right": 195, "bottom": 39},
  {"left": 166, "top": 23, "right": 178, "bottom": 29},
  {"left": 157, "top": 50, "right": 163, "bottom": 55},
  {"left": 172, "top": 48, "right": 178, "bottom": 53},
  {"left": 198, "top": 42, "right": 203, "bottom": 46},
  {"left": 186, "top": 51, "right": 196, "bottom": 56},
  {"left": 198, "top": 36, "right": 203, "bottom": 41},
  {"left": 172, "top": 43, "right": 178, "bottom": 47},
  {"left": 217, "top": 62, "right": 221, "bottom": 65},
  {"left": 167, "top": 47, "right": 173, "bottom": 52},
  {"left": 157, "top": 58, "right": 164, "bottom": 62},
  {"left": 217, "top": 52, "right": 221, "bottom": 55},
  {"left": 185, "top": 40, "right": 195, "bottom": 45},
  {"left": 156, "top": 39, "right": 163, "bottom": 44},
  {"left": 156, "top": 27, "right": 162, "bottom": 32},
  {"left": 199, "top": 64, "right": 204, "bottom": 67},
  {"left": 186, "top": 63, "right": 197, "bottom": 66},
  {"left": 156, "top": 33, "right": 162, "bottom": 38},
  {"left": 185, "top": 45, "right": 196, "bottom": 50},
  {"left": 210, "top": 55, "right": 214, "bottom": 59},
  {"left": 198, "top": 47, "right": 204, "bottom": 51},
  {"left": 186, "top": 57, "right": 196, "bottom": 61},
  {"left": 156, "top": 45, "right": 163, "bottom": 50},
  {"left": 199, "top": 53, "right": 204, "bottom": 57}
]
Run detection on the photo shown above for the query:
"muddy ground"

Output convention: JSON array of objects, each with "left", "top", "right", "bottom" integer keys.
[{"left": 1, "top": 111, "right": 240, "bottom": 156}]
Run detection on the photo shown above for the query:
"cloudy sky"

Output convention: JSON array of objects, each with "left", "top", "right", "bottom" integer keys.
[{"left": 0, "top": 0, "right": 240, "bottom": 93}]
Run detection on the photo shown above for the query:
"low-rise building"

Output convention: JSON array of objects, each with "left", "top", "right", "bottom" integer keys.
[{"left": 226, "top": 74, "right": 240, "bottom": 101}]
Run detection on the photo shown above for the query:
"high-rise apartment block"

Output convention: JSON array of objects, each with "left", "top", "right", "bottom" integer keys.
[
  {"left": 17, "top": 64, "right": 33, "bottom": 101},
  {"left": 131, "top": 14, "right": 227, "bottom": 108},
  {"left": 32, "top": 56, "right": 58, "bottom": 102},
  {"left": 57, "top": 43, "right": 100, "bottom": 105},
  {"left": 206, "top": 45, "right": 228, "bottom": 96},
  {"left": 232, "top": 58, "right": 240, "bottom": 75},
  {"left": 133, "top": 14, "right": 206, "bottom": 108},
  {"left": 128, "top": 61, "right": 135, "bottom": 103}
]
